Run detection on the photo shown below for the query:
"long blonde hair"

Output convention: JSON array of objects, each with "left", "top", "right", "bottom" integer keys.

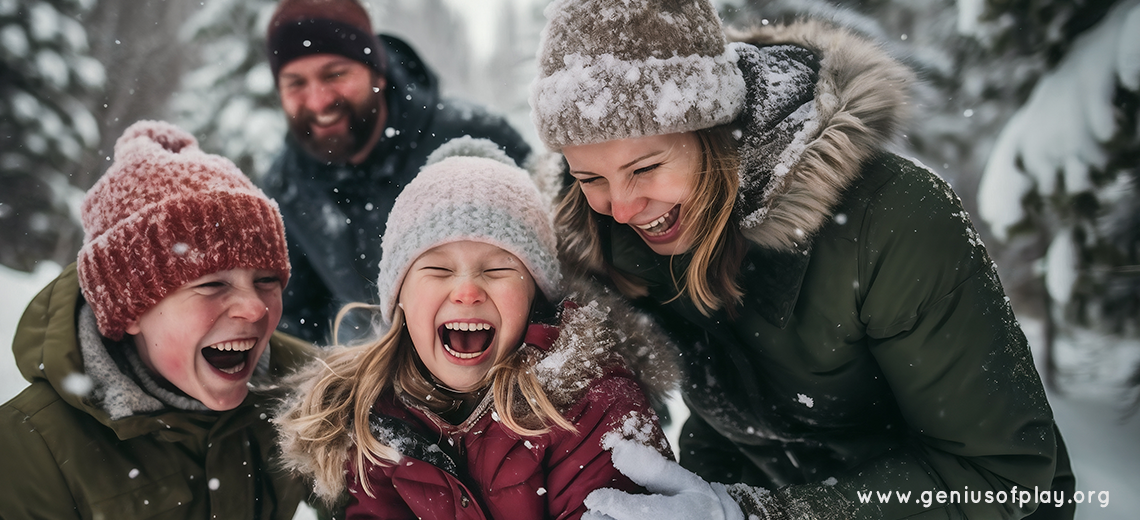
[
  {"left": 555, "top": 125, "right": 746, "bottom": 316},
  {"left": 276, "top": 303, "right": 576, "bottom": 503}
]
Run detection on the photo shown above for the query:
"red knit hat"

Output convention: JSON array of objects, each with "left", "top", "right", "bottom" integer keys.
[
  {"left": 77, "top": 120, "right": 290, "bottom": 341},
  {"left": 266, "top": 0, "right": 386, "bottom": 79}
]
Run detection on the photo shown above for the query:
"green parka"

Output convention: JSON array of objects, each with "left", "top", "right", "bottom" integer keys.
[
  {"left": 0, "top": 263, "right": 315, "bottom": 519},
  {"left": 577, "top": 21, "right": 1074, "bottom": 520}
]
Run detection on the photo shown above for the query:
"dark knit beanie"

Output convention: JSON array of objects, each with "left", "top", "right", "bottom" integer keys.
[
  {"left": 77, "top": 120, "right": 290, "bottom": 341},
  {"left": 266, "top": 0, "right": 386, "bottom": 79},
  {"left": 530, "top": 0, "right": 746, "bottom": 151}
]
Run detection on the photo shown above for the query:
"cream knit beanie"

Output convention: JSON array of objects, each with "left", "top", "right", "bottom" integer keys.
[{"left": 375, "top": 137, "right": 561, "bottom": 326}]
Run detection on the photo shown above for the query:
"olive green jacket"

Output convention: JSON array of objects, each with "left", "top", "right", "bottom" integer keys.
[
  {"left": 589, "top": 21, "right": 1072, "bottom": 520},
  {"left": 0, "top": 263, "right": 315, "bottom": 519}
]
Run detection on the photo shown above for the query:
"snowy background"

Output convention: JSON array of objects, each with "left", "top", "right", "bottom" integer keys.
[{"left": 3, "top": 0, "right": 1140, "bottom": 518}]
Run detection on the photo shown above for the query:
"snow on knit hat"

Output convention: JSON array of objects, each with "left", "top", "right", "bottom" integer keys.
[
  {"left": 77, "top": 120, "right": 290, "bottom": 341},
  {"left": 266, "top": 0, "right": 386, "bottom": 79},
  {"left": 376, "top": 137, "right": 562, "bottom": 326},
  {"left": 529, "top": 0, "right": 747, "bottom": 151}
]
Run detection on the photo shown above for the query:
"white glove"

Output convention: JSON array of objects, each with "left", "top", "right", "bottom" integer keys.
[{"left": 583, "top": 437, "right": 745, "bottom": 520}]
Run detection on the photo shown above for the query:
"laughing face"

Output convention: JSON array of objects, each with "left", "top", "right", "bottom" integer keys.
[
  {"left": 562, "top": 132, "right": 701, "bottom": 256},
  {"left": 278, "top": 54, "right": 387, "bottom": 165},
  {"left": 399, "top": 241, "right": 536, "bottom": 393},
  {"left": 125, "top": 268, "right": 283, "bottom": 411}
]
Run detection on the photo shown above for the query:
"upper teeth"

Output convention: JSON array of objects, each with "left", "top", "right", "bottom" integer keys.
[
  {"left": 637, "top": 213, "right": 668, "bottom": 230},
  {"left": 315, "top": 113, "right": 339, "bottom": 125},
  {"left": 210, "top": 339, "right": 255, "bottom": 352},
  {"left": 445, "top": 322, "right": 492, "bottom": 332}
]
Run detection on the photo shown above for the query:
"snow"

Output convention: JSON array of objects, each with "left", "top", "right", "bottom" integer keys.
[
  {"left": 1, "top": 262, "right": 61, "bottom": 402},
  {"left": 1043, "top": 231, "right": 1079, "bottom": 305},
  {"left": 955, "top": 0, "right": 984, "bottom": 36},
  {"left": 61, "top": 373, "right": 93, "bottom": 397},
  {"left": 1, "top": 24, "right": 28, "bottom": 57},
  {"left": 28, "top": 2, "right": 59, "bottom": 42},
  {"left": 978, "top": 0, "right": 1140, "bottom": 241}
]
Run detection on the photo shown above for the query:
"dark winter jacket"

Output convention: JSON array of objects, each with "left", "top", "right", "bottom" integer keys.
[
  {"left": 259, "top": 34, "right": 532, "bottom": 344},
  {"left": 0, "top": 263, "right": 315, "bottom": 519},
  {"left": 576, "top": 21, "right": 1074, "bottom": 519},
  {"left": 281, "top": 281, "right": 679, "bottom": 520}
]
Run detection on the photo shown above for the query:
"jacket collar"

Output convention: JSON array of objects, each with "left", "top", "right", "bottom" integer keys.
[{"left": 728, "top": 20, "right": 913, "bottom": 252}]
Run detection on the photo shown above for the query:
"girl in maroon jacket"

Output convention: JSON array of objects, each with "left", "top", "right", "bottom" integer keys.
[{"left": 276, "top": 139, "right": 678, "bottom": 520}]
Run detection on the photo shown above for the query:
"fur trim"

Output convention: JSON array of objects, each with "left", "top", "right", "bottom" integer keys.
[
  {"left": 728, "top": 20, "right": 915, "bottom": 250},
  {"left": 536, "top": 276, "right": 680, "bottom": 409}
]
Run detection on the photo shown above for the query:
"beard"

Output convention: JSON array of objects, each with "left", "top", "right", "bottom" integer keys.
[{"left": 289, "top": 93, "right": 382, "bottom": 164}]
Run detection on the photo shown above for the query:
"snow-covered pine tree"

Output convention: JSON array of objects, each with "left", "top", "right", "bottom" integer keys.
[
  {"left": 0, "top": 0, "right": 103, "bottom": 272},
  {"left": 169, "top": 0, "right": 282, "bottom": 180},
  {"left": 977, "top": 0, "right": 1140, "bottom": 399}
]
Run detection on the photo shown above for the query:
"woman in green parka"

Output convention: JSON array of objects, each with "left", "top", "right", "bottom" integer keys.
[
  {"left": 529, "top": 1, "right": 1074, "bottom": 519},
  {"left": 0, "top": 121, "right": 313, "bottom": 519}
]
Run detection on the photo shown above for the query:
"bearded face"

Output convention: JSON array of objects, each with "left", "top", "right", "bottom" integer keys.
[
  {"left": 289, "top": 90, "right": 383, "bottom": 163},
  {"left": 278, "top": 55, "right": 388, "bottom": 164}
]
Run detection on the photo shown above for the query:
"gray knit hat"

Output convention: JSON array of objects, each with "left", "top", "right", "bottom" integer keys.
[
  {"left": 530, "top": 0, "right": 746, "bottom": 151},
  {"left": 376, "top": 137, "right": 562, "bottom": 326}
]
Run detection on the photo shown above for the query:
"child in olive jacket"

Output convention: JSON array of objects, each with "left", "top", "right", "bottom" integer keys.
[{"left": 0, "top": 121, "right": 314, "bottom": 519}]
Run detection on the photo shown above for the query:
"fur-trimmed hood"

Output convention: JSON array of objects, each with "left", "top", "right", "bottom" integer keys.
[{"left": 727, "top": 19, "right": 914, "bottom": 251}]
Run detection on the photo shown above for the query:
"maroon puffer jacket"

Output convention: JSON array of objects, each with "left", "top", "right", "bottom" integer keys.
[
  {"left": 347, "top": 372, "right": 663, "bottom": 519},
  {"left": 344, "top": 301, "right": 676, "bottom": 520}
]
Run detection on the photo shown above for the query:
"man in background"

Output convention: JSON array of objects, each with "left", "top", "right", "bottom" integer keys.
[{"left": 261, "top": 0, "right": 532, "bottom": 343}]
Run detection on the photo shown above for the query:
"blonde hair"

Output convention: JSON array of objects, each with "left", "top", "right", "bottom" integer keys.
[
  {"left": 555, "top": 125, "right": 746, "bottom": 316},
  {"left": 277, "top": 303, "right": 576, "bottom": 503}
]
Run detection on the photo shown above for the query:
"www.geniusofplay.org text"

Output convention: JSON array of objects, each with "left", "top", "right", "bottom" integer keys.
[{"left": 856, "top": 486, "right": 1109, "bottom": 509}]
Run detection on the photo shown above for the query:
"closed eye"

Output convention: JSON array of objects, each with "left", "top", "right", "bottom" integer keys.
[
  {"left": 255, "top": 276, "right": 282, "bottom": 288},
  {"left": 633, "top": 163, "right": 660, "bottom": 175}
]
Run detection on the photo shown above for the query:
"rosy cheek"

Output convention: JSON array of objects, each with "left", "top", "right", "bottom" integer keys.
[{"left": 582, "top": 191, "right": 610, "bottom": 215}]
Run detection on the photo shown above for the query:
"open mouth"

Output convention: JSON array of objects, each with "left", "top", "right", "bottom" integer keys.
[
  {"left": 201, "top": 339, "right": 256, "bottom": 375},
  {"left": 438, "top": 322, "right": 495, "bottom": 360},
  {"left": 635, "top": 205, "right": 681, "bottom": 237}
]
